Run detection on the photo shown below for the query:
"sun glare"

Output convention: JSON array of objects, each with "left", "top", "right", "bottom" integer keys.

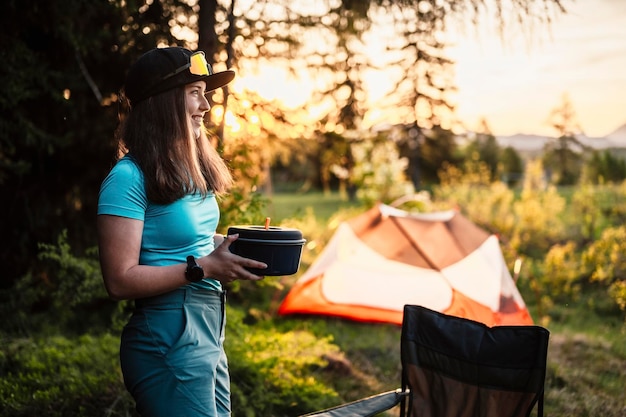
[
  {"left": 234, "top": 66, "right": 313, "bottom": 108},
  {"left": 224, "top": 111, "right": 241, "bottom": 133},
  {"left": 228, "top": 2, "right": 626, "bottom": 137}
]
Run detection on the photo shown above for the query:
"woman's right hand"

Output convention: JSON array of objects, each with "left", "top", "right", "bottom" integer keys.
[{"left": 201, "top": 234, "right": 267, "bottom": 284}]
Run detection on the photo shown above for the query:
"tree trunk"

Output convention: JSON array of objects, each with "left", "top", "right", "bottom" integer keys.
[
  {"left": 198, "top": 0, "right": 217, "bottom": 58},
  {"left": 198, "top": 0, "right": 234, "bottom": 153}
]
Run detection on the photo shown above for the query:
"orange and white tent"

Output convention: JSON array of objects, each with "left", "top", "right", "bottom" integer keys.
[{"left": 278, "top": 204, "right": 533, "bottom": 326}]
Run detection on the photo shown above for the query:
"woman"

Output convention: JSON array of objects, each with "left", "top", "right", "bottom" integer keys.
[{"left": 97, "top": 47, "right": 266, "bottom": 417}]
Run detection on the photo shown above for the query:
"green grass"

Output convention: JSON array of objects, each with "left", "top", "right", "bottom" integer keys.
[
  {"left": 266, "top": 191, "right": 626, "bottom": 417},
  {"left": 3, "top": 190, "right": 624, "bottom": 416},
  {"left": 275, "top": 294, "right": 626, "bottom": 417},
  {"left": 264, "top": 191, "right": 364, "bottom": 224}
]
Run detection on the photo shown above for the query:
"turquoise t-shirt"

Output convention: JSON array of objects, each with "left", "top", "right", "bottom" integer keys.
[{"left": 97, "top": 156, "right": 222, "bottom": 291}]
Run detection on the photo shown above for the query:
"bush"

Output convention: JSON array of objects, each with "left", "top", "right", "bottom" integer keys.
[
  {"left": 0, "top": 231, "right": 129, "bottom": 337},
  {"left": 435, "top": 161, "right": 516, "bottom": 236},
  {"left": 2, "top": 184, "right": 625, "bottom": 416},
  {"left": 0, "top": 333, "right": 133, "bottom": 417},
  {"left": 583, "top": 226, "right": 626, "bottom": 314},
  {"left": 0, "top": 311, "right": 346, "bottom": 417},
  {"left": 510, "top": 160, "right": 566, "bottom": 257},
  {"left": 541, "top": 241, "right": 584, "bottom": 299}
]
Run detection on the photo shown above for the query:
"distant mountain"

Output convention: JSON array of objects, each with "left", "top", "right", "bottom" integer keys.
[
  {"left": 577, "top": 135, "right": 614, "bottom": 150},
  {"left": 495, "top": 134, "right": 549, "bottom": 153},
  {"left": 605, "top": 123, "right": 626, "bottom": 147},
  {"left": 496, "top": 123, "right": 626, "bottom": 155}
]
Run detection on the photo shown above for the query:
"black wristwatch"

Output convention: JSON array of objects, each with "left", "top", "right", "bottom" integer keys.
[{"left": 185, "top": 256, "right": 205, "bottom": 282}]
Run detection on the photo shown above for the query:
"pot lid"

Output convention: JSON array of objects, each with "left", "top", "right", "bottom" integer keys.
[{"left": 227, "top": 225, "right": 303, "bottom": 240}]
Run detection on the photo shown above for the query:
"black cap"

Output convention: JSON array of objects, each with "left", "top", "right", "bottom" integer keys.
[{"left": 124, "top": 47, "right": 235, "bottom": 104}]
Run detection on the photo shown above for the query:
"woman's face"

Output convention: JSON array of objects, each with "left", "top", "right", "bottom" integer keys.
[{"left": 185, "top": 81, "right": 210, "bottom": 138}]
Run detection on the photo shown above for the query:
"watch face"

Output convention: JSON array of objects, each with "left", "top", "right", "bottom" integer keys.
[
  {"left": 188, "top": 265, "right": 204, "bottom": 282},
  {"left": 186, "top": 256, "right": 204, "bottom": 282}
]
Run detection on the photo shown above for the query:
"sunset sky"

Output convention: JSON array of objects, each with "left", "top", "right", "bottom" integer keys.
[
  {"left": 235, "top": 0, "right": 626, "bottom": 138},
  {"left": 447, "top": 0, "right": 626, "bottom": 137}
]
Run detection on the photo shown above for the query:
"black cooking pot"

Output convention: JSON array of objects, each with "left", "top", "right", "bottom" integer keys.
[{"left": 227, "top": 225, "right": 305, "bottom": 276}]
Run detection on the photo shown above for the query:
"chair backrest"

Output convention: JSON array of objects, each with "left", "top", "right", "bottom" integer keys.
[{"left": 400, "top": 305, "right": 549, "bottom": 417}]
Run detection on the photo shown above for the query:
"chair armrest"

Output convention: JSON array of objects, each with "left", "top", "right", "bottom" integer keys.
[{"left": 299, "top": 388, "right": 409, "bottom": 417}]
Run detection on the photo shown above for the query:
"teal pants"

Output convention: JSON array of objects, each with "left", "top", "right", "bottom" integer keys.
[{"left": 121, "top": 288, "right": 230, "bottom": 417}]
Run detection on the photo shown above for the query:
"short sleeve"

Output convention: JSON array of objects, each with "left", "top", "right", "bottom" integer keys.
[{"left": 98, "top": 157, "right": 148, "bottom": 220}]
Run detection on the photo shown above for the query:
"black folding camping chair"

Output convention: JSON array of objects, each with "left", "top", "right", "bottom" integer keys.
[{"left": 301, "top": 304, "right": 550, "bottom": 417}]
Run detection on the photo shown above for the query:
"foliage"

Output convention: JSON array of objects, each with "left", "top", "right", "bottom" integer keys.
[
  {"left": 569, "top": 182, "right": 626, "bottom": 234},
  {"left": 419, "top": 125, "right": 460, "bottom": 185},
  {"left": 0, "top": 333, "right": 133, "bottom": 417},
  {"left": 0, "top": 0, "right": 570, "bottom": 292},
  {"left": 582, "top": 226, "right": 626, "bottom": 312},
  {"left": 459, "top": 124, "right": 524, "bottom": 187},
  {"left": 0, "top": 0, "right": 199, "bottom": 290},
  {"left": 226, "top": 308, "right": 341, "bottom": 417},
  {"left": 318, "top": 132, "right": 354, "bottom": 197},
  {"left": 2, "top": 187, "right": 626, "bottom": 416},
  {"left": 568, "top": 183, "right": 605, "bottom": 242},
  {"left": 2, "top": 0, "right": 620, "bottom": 415},
  {"left": 350, "top": 135, "right": 415, "bottom": 205},
  {"left": 542, "top": 94, "right": 587, "bottom": 185},
  {"left": 435, "top": 157, "right": 516, "bottom": 236},
  {"left": 463, "top": 130, "right": 501, "bottom": 182},
  {"left": 434, "top": 157, "right": 570, "bottom": 268},
  {"left": 392, "top": 123, "right": 461, "bottom": 187},
  {"left": 541, "top": 242, "right": 584, "bottom": 300},
  {"left": 582, "top": 150, "right": 626, "bottom": 184},
  {"left": 0, "top": 230, "right": 125, "bottom": 336},
  {"left": 218, "top": 188, "right": 268, "bottom": 234},
  {"left": 500, "top": 146, "right": 524, "bottom": 186},
  {"left": 433, "top": 158, "right": 626, "bottom": 322},
  {"left": 510, "top": 160, "right": 566, "bottom": 257},
  {"left": 543, "top": 137, "right": 584, "bottom": 185}
]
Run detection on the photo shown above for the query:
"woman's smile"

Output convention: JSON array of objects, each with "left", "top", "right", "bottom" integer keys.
[{"left": 186, "top": 81, "right": 210, "bottom": 137}]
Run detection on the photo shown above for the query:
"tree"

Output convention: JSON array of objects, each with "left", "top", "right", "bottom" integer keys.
[
  {"left": 350, "top": 132, "right": 415, "bottom": 204},
  {"left": 583, "top": 150, "right": 626, "bottom": 184},
  {"left": 542, "top": 93, "right": 587, "bottom": 185},
  {"left": 316, "top": 131, "right": 354, "bottom": 197},
  {"left": 501, "top": 146, "right": 524, "bottom": 186},
  {"left": 331, "top": 0, "right": 566, "bottom": 188},
  {"left": 391, "top": 123, "right": 459, "bottom": 185},
  {"left": 464, "top": 119, "right": 501, "bottom": 182},
  {"left": 0, "top": 0, "right": 570, "bottom": 289},
  {"left": 0, "top": 0, "right": 181, "bottom": 288}
]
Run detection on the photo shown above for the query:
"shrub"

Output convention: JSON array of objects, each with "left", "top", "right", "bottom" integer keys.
[
  {"left": 0, "top": 230, "right": 125, "bottom": 336},
  {"left": 350, "top": 138, "right": 415, "bottom": 205},
  {"left": 0, "top": 333, "right": 133, "bottom": 417},
  {"left": 541, "top": 241, "right": 584, "bottom": 299},
  {"left": 510, "top": 160, "right": 566, "bottom": 257},
  {"left": 569, "top": 183, "right": 626, "bottom": 242},
  {"left": 582, "top": 226, "right": 626, "bottom": 315},
  {"left": 435, "top": 159, "right": 516, "bottom": 237}
]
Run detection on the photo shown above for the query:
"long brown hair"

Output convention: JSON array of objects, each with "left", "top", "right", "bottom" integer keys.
[{"left": 116, "top": 86, "right": 233, "bottom": 204}]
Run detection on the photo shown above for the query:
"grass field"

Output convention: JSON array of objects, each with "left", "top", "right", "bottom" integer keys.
[
  {"left": 266, "top": 191, "right": 626, "bottom": 417},
  {"left": 264, "top": 191, "right": 363, "bottom": 224}
]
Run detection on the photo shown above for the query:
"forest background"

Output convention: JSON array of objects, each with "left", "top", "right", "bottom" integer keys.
[{"left": 1, "top": 0, "right": 625, "bottom": 416}]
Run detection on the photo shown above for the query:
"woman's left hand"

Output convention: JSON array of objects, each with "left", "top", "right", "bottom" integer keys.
[{"left": 201, "top": 234, "right": 267, "bottom": 284}]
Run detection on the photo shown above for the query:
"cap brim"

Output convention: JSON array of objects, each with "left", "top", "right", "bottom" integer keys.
[{"left": 201, "top": 70, "right": 235, "bottom": 91}]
